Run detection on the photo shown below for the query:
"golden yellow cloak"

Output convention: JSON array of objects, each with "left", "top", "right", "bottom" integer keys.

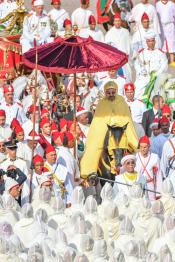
[{"left": 80, "top": 95, "right": 138, "bottom": 178}]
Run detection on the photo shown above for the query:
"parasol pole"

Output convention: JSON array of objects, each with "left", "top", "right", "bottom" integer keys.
[
  {"left": 73, "top": 73, "right": 77, "bottom": 158},
  {"left": 29, "top": 38, "right": 38, "bottom": 203}
]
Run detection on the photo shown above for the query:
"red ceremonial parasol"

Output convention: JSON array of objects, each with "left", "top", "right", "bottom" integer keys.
[{"left": 23, "top": 35, "right": 128, "bottom": 74}]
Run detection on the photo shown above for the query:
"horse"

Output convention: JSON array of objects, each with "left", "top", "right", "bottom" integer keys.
[
  {"left": 97, "top": 0, "right": 132, "bottom": 31},
  {"left": 97, "top": 123, "right": 129, "bottom": 187}
]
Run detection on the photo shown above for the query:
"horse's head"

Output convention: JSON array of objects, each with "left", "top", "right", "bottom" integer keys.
[{"left": 107, "top": 123, "right": 128, "bottom": 142}]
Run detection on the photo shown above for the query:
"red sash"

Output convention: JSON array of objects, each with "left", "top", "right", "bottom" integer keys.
[{"left": 138, "top": 153, "right": 154, "bottom": 183}]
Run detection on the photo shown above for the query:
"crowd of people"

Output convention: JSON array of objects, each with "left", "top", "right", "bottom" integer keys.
[{"left": 0, "top": 0, "right": 175, "bottom": 261}]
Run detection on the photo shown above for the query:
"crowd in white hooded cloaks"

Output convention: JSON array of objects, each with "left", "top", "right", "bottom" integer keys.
[{"left": 0, "top": 180, "right": 175, "bottom": 262}]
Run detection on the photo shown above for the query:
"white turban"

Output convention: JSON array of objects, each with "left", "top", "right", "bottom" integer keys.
[
  {"left": 34, "top": 0, "right": 44, "bottom": 6},
  {"left": 121, "top": 155, "right": 136, "bottom": 166}
]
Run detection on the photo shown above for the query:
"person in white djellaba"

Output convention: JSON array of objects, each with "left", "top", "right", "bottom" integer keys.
[
  {"left": 129, "top": 0, "right": 160, "bottom": 34},
  {"left": 79, "top": 15, "right": 104, "bottom": 42},
  {"left": 156, "top": 0, "right": 175, "bottom": 66},
  {"left": 71, "top": 0, "right": 92, "bottom": 30},
  {"left": 135, "top": 135, "right": 162, "bottom": 201},
  {"left": 131, "top": 12, "right": 161, "bottom": 59},
  {"left": 48, "top": 0, "right": 69, "bottom": 34},
  {"left": 20, "top": 0, "right": 52, "bottom": 54},
  {"left": 134, "top": 30, "right": 168, "bottom": 99},
  {"left": 105, "top": 12, "right": 132, "bottom": 81}
]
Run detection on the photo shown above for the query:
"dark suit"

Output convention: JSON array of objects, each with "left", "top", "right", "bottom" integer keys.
[{"left": 142, "top": 109, "right": 159, "bottom": 137}]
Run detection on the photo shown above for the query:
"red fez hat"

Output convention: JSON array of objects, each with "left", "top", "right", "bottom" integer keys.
[
  {"left": 15, "top": 125, "right": 24, "bottom": 135},
  {"left": 46, "top": 145, "right": 56, "bottom": 155},
  {"left": 11, "top": 118, "right": 20, "bottom": 129},
  {"left": 27, "top": 130, "right": 40, "bottom": 140},
  {"left": 33, "top": 154, "right": 44, "bottom": 164},
  {"left": 51, "top": 0, "right": 60, "bottom": 4},
  {"left": 150, "top": 118, "right": 159, "bottom": 129},
  {"left": 63, "top": 19, "right": 72, "bottom": 28},
  {"left": 4, "top": 85, "right": 14, "bottom": 93},
  {"left": 28, "top": 105, "right": 39, "bottom": 114},
  {"left": 51, "top": 121, "right": 58, "bottom": 132},
  {"left": 139, "top": 135, "right": 150, "bottom": 145},
  {"left": 89, "top": 15, "right": 96, "bottom": 25},
  {"left": 40, "top": 118, "right": 50, "bottom": 129},
  {"left": 65, "top": 131, "right": 74, "bottom": 142},
  {"left": 59, "top": 118, "right": 67, "bottom": 130},
  {"left": 141, "top": 12, "right": 149, "bottom": 21},
  {"left": 52, "top": 131, "right": 61, "bottom": 142},
  {"left": 41, "top": 108, "right": 49, "bottom": 117},
  {"left": 124, "top": 83, "right": 135, "bottom": 92},
  {"left": 114, "top": 12, "right": 121, "bottom": 20},
  {"left": 159, "top": 116, "right": 170, "bottom": 125},
  {"left": 0, "top": 110, "right": 6, "bottom": 117},
  {"left": 162, "top": 104, "right": 171, "bottom": 114}
]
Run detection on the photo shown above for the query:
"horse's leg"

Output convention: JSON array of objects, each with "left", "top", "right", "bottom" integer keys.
[{"left": 103, "top": 22, "right": 109, "bottom": 32}]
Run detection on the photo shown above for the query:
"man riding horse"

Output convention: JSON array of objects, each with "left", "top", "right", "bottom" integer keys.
[{"left": 80, "top": 81, "right": 138, "bottom": 183}]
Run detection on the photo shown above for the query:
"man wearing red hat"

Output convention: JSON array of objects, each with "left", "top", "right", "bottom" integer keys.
[
  {"left": 151, "top": 116, "right": 171, "bottom": 158},
  {"left": 71, "top": 0, "right": 92, "bottom": 30},
  {"left": 21, "top": 154, "right": 44, "bottom": 205},
  {"left": 44, "top": 145, "right": 74, "bottom": 206},
  {"left": 129, "top": 0, "right": 160, "bottom": 34},
  {"left": 0, "top": 109, "right": 12, "bottom": 141},
  {"left": 20, "top": 0, "right": 52, "bottom": 54},
  {"left": 124, "top": 82, "right": 146, "bottom": 138},
  {"left": 17, "top": 130, "right": 44, "bottom": 171},
  {"left": 76, "top": 106, "right": 89, "bottom": 141},
  {"left": 162, "top": 104, "right": 172, "bottom": 122},
  {"left": 22, "top": 105, "right": 40, "bottom": 140},
  {"left": 39, "top": 118, "right": 52, "bottom": 149},
  {"left": 79, "top": 15, "right": 104, "bottom": 42},
  {"left": 105, "top": 12, "right": 132, "bottom": 81},
  {"left": 136, "top": 135, "right": 162, "bottom": 200},
  {"left": 132, "top": 12, "right": 161, "bottom": 58},
  {"left": 48, "top": 0, "right": 69, "bottom": 34},
  {"left": 0, "top": 85, "right": 27, "bottom": 126}
]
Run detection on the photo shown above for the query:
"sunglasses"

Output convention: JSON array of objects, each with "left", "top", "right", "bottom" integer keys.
[{"left": 125, "top": 161, "right": 135, "bottom": 165}]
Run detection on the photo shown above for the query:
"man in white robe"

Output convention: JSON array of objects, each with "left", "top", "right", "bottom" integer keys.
[
  {"left": 132, "top": 12, "right": 161, "bottom": 59},
  {"left": 79, "top": 15, "right": 104, "bottom": 42},
  {"left": 129, "top": 0, "right": 160, "bottom": 34},
  {"left": 20, "top": 0, "right": 52, "bottom": 54},
  {"left": 0, "top": 109, "right": 12, "bottom": 141},
  {"left": 48, "top": 0, "right": 69, "bottom": 33},
  {"left": 156, "top": 0, "right": 175, "bottom": 66},
  {"left": 124, "top": 82, "right": 146, "bottom": 138},
  {"left": 113, "top": 155, "right": 145, "bottom": 199},
  {"left": 161, "top": 134, "right": 175, "bottom": 185},
  {"left": 135, "top": 135, "right": 162, "bottom": 201},
  {"left": 105, "top": 12, "right": 132, "bottom": 81},
  {"left": 71, "top": 0, "right": 92, "bottom": 30},
  {"left": 134, "top": 31, "right": 168, "bottom": 99}
]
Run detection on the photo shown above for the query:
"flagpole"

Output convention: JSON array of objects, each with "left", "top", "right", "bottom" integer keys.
[
  {"left": 29, "top": 38, "right": 38, "bottom": 203},
  {"left": 73, "top": 73, "right": 77, "bottom": 159}
]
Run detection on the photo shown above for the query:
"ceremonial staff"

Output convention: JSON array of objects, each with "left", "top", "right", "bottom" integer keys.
[{"left": 29, "top": 38, "right": 38, "bottom": 203}]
